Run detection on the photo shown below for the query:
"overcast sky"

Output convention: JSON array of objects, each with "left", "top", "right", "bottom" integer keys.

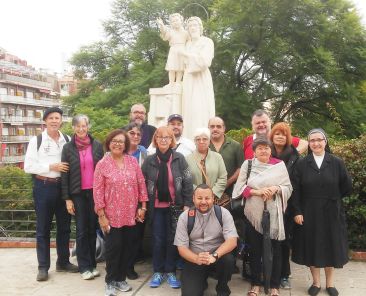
[{"left": 1, "top": 0, "right": 365, "bottom": 74}]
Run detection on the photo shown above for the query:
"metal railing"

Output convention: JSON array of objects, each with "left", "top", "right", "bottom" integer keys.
[
  {"left": 0, "top": 94, "right": 60, "bottom": 107},
  {"left": 1, "top": 135, "right": 32, "bottom": 142},
  {"left": 1, "top": 155, "right": 25, "bottom": 163},
  {"left": 0, "top": 176, "right": 75, "bottom": 238},
  {"left": 1, "top": 115, "right": 42, "bottom": 124},
  {"left": 0, "top": 73, "right": 51, "bottom": 89}
]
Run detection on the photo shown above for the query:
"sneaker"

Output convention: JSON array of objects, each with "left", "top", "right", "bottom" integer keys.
[
  {"left": 92, "top": 268, "right": 100, "bottom": 277},
  {"left": 56, "top": 262, "right": 79, "bottom": 273},
  {"left": 280, "top": 277, "right": 291, "bottom": 289},
  {"left": 36, "top": 269, "right": 48, "bottom": 281},
  {"left": 166, "top": 273, "right": 181, "bottom": 289},
  {"left": 113, "top": 280, "right": 132, "bottom": 292},
  {"left": 105, "top": 283, "right": 117, "bottom": 296},
  {"left": 149, "top": 272, "right": 164, "bottom": 288},
  {"left": 81, "top": 270, "right": 94, "bottom": 280}
]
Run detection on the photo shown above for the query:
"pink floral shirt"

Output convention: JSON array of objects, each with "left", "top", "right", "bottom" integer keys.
[{"left": 93, "top": 154, "right": 148, "bottom": 228}]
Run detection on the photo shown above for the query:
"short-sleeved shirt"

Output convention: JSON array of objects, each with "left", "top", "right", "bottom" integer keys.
[
  {"left": 174, "top": 206, "right": 238, "bottom": 254},
  {"left": 243, "top": 134, "right": 300, "bottom": 160},
  {"left": 209, "top": 136, "right": 244, "bottom": 195}
]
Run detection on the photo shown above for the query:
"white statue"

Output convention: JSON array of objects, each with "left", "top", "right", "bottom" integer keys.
[
  {"left": 179, "top": 16, "right": 215, "bottom": 140},
  {"left": 157, "top": 13, "right": 189, "bottom": 86}
]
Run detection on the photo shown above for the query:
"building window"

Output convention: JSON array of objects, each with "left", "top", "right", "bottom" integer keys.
[
  {"left": 26, "top": 91, "right": 34, "bottom": 99},
  {"left": 0, "top": 87, "right": 7, "bottom": 95}
]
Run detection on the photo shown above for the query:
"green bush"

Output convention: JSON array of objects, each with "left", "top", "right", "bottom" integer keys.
[
  {"left": 332, "top": 135, "right": 366, "bottom": 250},
  {"left": 226, "top": 128, "right": 252, "bottom": 143}
]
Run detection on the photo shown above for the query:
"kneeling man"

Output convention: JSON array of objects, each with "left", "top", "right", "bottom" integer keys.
[{"left": 174, "top": 184, "right": 238, "bottom": 296}]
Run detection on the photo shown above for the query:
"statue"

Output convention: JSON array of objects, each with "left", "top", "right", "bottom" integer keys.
[
  {"left": 156, "top": 13, "right": 189, "bottom": 86},
  {"left": 179, "top": 16, "right": 215, "bottom": 139}
]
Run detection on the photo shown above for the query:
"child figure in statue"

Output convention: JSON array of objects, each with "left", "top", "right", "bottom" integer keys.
[{"left": 157, "top": 13, "right": 189, "bottom": 85}]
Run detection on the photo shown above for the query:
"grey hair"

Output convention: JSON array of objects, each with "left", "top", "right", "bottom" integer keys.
[
  {"left": 251, "top": 109, "right": 269, "bottom": 119},
  {"left": 193, "top": 127, "right": 210, "bottom": 139},
  {"left": 72, "top": 114, "right": 91, "bottom": 128}
]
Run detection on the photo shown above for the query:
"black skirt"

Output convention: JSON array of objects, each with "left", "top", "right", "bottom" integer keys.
[{"left": 292, "top": 197, "right": 348, "bottom": 268}]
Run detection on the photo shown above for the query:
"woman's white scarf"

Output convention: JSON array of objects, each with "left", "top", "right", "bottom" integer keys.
[{"left": 235, "top": 160, "right": 292, "bottom": 240}]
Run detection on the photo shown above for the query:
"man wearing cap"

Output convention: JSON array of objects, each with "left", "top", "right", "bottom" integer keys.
[
  {"left": 24, "top": 107, "right": 78, "bottom": 281},
  {"left": 148, "top": 114, "right": 195, "bottom": 156},
  {"left": 243, "top": 109, "right": 308, "bottom": 160},
  {"left": 128, "top": 103, "right": 156, "bottom": 148}
]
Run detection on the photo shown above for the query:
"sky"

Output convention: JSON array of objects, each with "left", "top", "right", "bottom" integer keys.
[{"left": 1, "top": 0, "right": 365, "bottom": 75}]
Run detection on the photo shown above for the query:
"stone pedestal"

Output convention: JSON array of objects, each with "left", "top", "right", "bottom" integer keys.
[{"left": 148, "top": 85, "right": 182, "bottom": 127}]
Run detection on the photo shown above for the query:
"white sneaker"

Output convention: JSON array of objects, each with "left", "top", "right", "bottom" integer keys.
[
  {"left": 92, "top": 268, "right": 100, "bottom": 277},
  {"left": 81, "top": 270, "right": 94, "bottom": 280},
  {"left": 113, "top": 280, "right": 132, "bottom": 292}
]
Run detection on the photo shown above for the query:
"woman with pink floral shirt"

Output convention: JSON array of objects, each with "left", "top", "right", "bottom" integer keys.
[{"left": 93, "top": 129, "right": 148, "bottom": 296}]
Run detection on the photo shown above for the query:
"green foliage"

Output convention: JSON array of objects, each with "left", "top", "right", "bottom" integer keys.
[
  {"left": 226, "top": 127, "right": 252, "bottom": 143},
  {"left": 333, "top": 135, "right": 366, "bottom": 249},
  {"left": 62, "top": 106, "right": 127, "bottom": 143},
  {"left": 0, "top": 167, "right": 34, "bottom": 237}
]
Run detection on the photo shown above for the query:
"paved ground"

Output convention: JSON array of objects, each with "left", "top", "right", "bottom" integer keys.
[{"left": 0, "top": 248, "right": 365, "bottom": 296}]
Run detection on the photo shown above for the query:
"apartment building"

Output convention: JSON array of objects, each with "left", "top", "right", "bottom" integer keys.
[{"left": 0, "top": 49, "right": 67, "bottom": 168}]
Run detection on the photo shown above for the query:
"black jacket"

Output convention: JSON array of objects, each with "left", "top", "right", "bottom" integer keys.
[
  {"left": 292, "top": 152, "right": 352, "bottom": 216},
  {"left": 141, "top": 150, "right": 194, "bottom": 216},
  {"left": 61, "top": 135, "right": 104, "bottom": 200}
]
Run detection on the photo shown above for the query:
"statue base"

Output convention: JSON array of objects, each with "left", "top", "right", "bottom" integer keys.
[{"left": 148, "top": 84, "right": 182, "bottom": 127}]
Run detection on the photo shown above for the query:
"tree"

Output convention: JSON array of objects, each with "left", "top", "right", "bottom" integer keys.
[{"left": 67, "top": 0, "right": 366, "bottom": 138}]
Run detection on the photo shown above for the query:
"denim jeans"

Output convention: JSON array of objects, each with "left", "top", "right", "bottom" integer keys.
[
  {"left": 33, "top": 179, "right": 71, "bottom": 271},
  {"left": 73, "top": 189, "right": 97, "bottom": 273},
  {"left": 152, "top": 207, "right": 177, "bottom": 273}
]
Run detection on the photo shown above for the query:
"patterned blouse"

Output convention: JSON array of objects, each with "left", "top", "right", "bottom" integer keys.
[{"left": 93, "top": 153, "right": 148, "bottom": 228}]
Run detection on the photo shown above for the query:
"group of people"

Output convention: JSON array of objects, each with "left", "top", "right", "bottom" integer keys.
[{"left": 24, "top": 104, "right": 352, "bottom": 296}]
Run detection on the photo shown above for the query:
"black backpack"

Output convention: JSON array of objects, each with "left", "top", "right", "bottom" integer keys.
[{"left": 187, "top": 205, "right": 223, "bottom": 235}]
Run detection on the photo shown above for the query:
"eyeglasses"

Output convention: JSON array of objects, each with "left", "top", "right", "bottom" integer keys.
[
  {"left": 128, "top": 131, "right": 141, "bottom": 137},
  {"left": 111, "top": 139, "right": 125, "bottom": 145},
  {"left": 309, "top": 138, "right": 325, "bottom": 144},
  {"left": 156, "top": 136, "right": 172, "bottom": 142},
  {"left": 195, "top": 137, "right": 209, "bottom": 142},
  {"left": 132, "top": 111, "right": 146, "bottom": 115}
]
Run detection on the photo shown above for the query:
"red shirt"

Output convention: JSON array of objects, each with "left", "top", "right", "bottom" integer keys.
[
  {"left": 93, "top": 154, "right": 148, "bottom": 228},
  {"left": 243, "top": 134, "right": 300, "bottom": 160}
]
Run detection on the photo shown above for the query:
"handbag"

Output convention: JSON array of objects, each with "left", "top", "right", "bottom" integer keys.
[
  {"left": 194, "top": 155, "right": 230, "bottom": 208},
  {"left": 230, "top": 159, "right": 252, "bottom": 211}
]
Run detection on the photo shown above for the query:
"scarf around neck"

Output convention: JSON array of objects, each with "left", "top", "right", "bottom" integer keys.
[
  {"left": 156, "top": 148, "right": 172, "bottom": 202},
  {"left": 75, "top": 134, "right": 91, "bottom": 151}
]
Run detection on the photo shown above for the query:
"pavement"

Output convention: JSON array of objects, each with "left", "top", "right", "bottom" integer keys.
[{"left": 0, "top": 248, "right": 365, "bottom": 296}]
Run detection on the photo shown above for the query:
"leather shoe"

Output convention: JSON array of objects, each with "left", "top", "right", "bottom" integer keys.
[
  {"left": 56, "top": 262, "right": 78, "bottom": 273},
  {"left": 36, "top": 269, "right": 48, "bottom": 281},
  {"left": 126, "top": 269, "right": 138, "bottom": 280},
  {"left": 308, "top": 285, "right": 321, "bottom": 296},
  {"left": 326, "top": 287, "right": 339, "bottom": 296}
]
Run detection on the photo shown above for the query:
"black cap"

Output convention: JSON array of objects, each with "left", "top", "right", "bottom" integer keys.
[
  {"left": 43, "top": 107, "right": 63, "bottom": 120},
  {"left": 167, "top": 114, "right": 183, "bottom": 123}
]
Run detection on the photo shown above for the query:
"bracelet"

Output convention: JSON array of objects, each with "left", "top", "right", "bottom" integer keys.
[{"left": 140, "top": 208, "right": 147, "bottom": 211}]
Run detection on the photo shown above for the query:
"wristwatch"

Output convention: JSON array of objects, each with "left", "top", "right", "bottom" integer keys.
[{"left": 211, "top": 252, "right": 219, "bottom": 261}]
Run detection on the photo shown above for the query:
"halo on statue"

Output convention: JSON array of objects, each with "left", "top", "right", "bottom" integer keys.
[{"left": 181, "top": 3, "right": 209, "bottom": 21}]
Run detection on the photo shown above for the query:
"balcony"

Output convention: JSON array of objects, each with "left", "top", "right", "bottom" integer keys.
[
  {"left": 0, "top": 73, "right": 51, "bottom": 89},
  {"left": 0, "top": 94, "right": 60, "bottom": 107},
  {"left": 1, "top": 135, "right": 32, "bottom": 143},
  {"left": 1, "top": 115, "right": 42, "bottom": 124},
  {"left": 1, "top": 155, "right": 25, "bottom": 163}
]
